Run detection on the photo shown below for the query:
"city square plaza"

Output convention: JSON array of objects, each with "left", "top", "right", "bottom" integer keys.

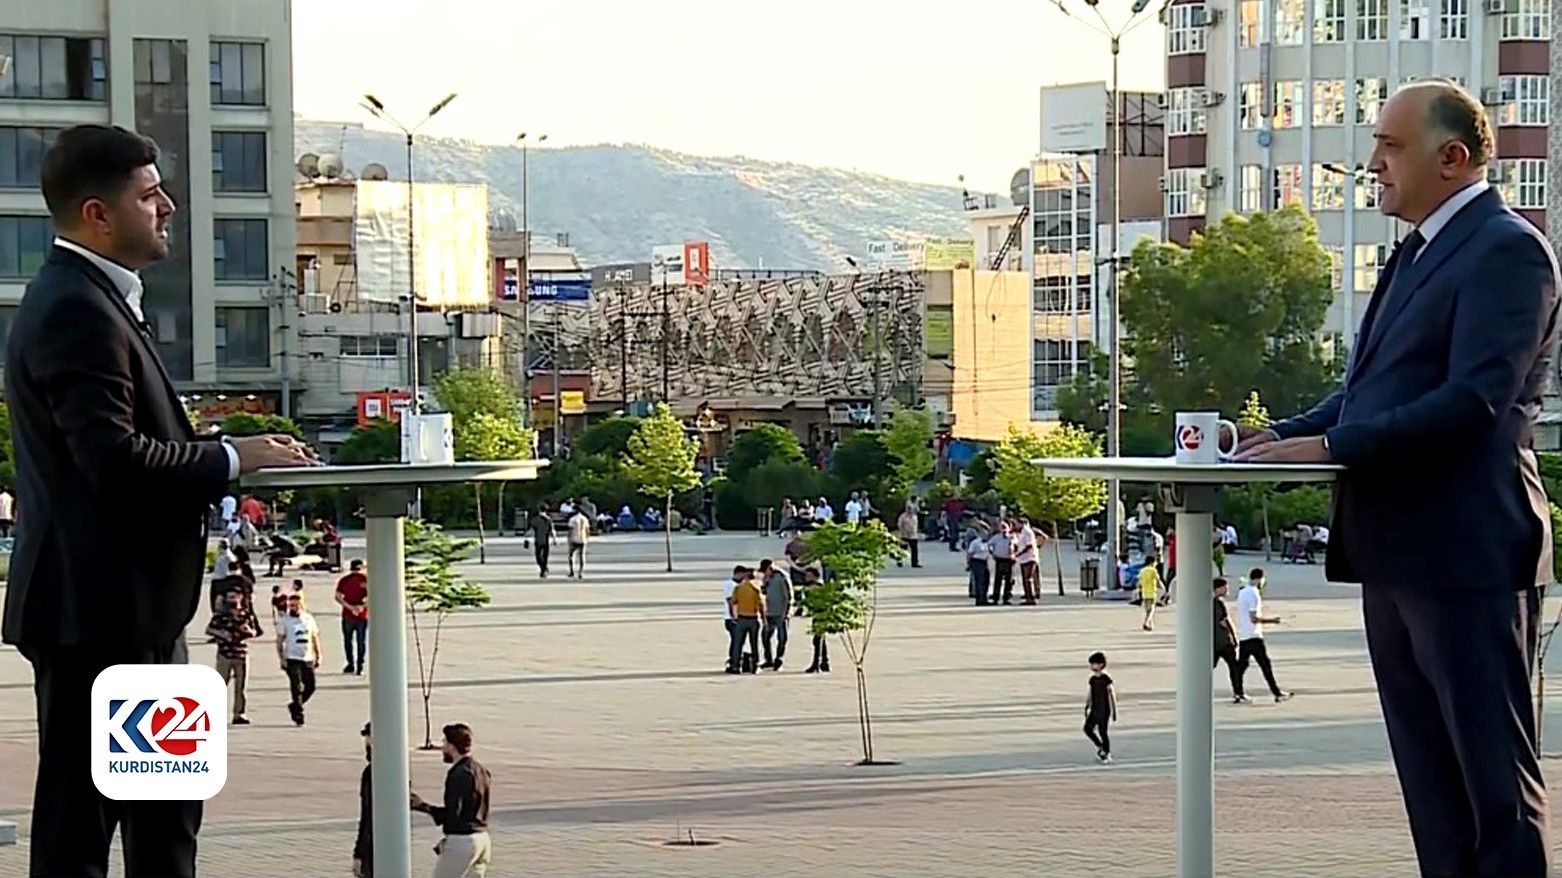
[{"left": 3, "top": 531, "right": 1562, "bottom": 876}]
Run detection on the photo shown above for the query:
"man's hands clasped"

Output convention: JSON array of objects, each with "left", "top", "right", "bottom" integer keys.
[{"left": 230, "top": 433, "right": 321, "bottom": 473}]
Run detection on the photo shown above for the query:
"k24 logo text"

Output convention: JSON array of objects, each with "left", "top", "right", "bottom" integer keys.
[{"left": 92, "top": 664, "right": 228, "bottom": 800}]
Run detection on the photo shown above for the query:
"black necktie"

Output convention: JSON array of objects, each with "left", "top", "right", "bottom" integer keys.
[{"left": 1394, "top": 230, "right": 1426, "bottom": 274}]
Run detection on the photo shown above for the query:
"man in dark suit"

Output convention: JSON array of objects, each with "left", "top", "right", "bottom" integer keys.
[
  {"left": 1238, "top": 82, "right": 1557, "bottom": 876},
  {"left": 3, "top": 125, "right": 314, "bottom": 876}
]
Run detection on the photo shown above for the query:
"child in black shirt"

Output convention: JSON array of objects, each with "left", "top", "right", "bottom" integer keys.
[{"left": 1084, "top": 651, "right": 1118, "bottom": 763}]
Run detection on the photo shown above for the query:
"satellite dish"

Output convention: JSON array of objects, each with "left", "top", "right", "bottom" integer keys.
[
  {"left": 361, "top": 162, "right": 389, "bottom": 181},
  {"left": 318, "top": 153, "right": 344, "bottom": 179},
  {"left": 1010, "top": 167, "right": 1031, "bottom": 207},
  {"left": 296, "top": 152, "right": 320, "bottom": 179}
]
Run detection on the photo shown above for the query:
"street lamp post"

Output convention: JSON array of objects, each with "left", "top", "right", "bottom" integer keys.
[
  {"left": 1049, "top": 0, "right": 1168, "bottom": 565},
  {"left": 361, "top": 91, "right": 458, "bottom": 417},
  {"left": 514, "top": 133, "right": 549, "bottom": 434}
]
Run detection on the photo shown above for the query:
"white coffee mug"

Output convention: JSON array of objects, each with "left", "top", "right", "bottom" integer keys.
[{"left": 1174, "top": 411, "right": 1238, "bottom": 464}]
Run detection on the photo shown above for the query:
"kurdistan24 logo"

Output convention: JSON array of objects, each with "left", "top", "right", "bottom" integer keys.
[
  {"left": 107, "top": 696, "right": 210, "bottom": 757},
  {"left": 92, "top": 664, "right": 228, "bottom": 800}
]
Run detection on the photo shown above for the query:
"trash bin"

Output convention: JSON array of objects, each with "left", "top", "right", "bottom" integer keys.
[{"left": 1079, "top": 557, "right": 1100, "bottom": 596}]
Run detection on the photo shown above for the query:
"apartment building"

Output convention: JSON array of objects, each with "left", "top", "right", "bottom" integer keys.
[
  {"left": 1165, "top": 0, "right": 1549, "bottom": 343},
  {"left": 0, "top": 0, "right": 296, "bottom": 419}
]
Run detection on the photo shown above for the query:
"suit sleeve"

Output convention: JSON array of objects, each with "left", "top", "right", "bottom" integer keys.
[
  {"left": 1325, "top": 231, "right": 1559, "bottom": 466},
  {"left": 1271, "top": 386, "right": 1345, "bottom": 439},
  {"left": 29, "top": 295, "right": 230, "bottom": 500}
]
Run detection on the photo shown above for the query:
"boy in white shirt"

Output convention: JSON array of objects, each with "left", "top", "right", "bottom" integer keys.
[
  {"left": 276, "top": 591, "right": 322, "bottom": 726},
  {"left": 1233, "top": 568, "right": 1292, "bottom": 704},
  {"left": 567, "top": 508, "right": 592, "bottom": 579},
  {"left": 844, "top": 492, "right": 863, "bottom": 525}
]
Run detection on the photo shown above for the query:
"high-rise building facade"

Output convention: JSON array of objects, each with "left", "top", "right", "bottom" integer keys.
[
  {"left": 0, "top": 0, "right": 296, "bottom": 414},
  {"left": 1166, "top": 0, "right": 1549, "bottom": 344}
]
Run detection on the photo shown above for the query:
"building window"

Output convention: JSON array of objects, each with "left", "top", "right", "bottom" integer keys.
[
  {"left": 1311, "top": 165, "right": 1347, "bottom": 211},
  {"left": 1356, "top": 77, "right": 1389, "bottom": 124},
  {"left": 1354, "top": 243, "right": 1390, "bottom": 291},
  {"left": 1239, "top": 82, "right": 1265, "bottom": 129},
  {"left": 0, "top": 126, "right": 61, "bottom": 189},
  {"left": 1167, "top": 4, "right": 1209, "bottom": 54},
  {"left": 1499, "top": 159, "right": 1547, "bottom": 208},
  {"left": 1500, "top": 0, "right": 1548, "bottom": 38},
  {"left": 1034, "top": 339, "right": 1088, "bottom": 389},
  {"left": 1314, "top": 0, "right": 1349, "bottom": 40},
  {"left": 1167, "top": 87, "right": 1208, "bottom": 136},
  {"left": 1357, "top": 0, "right": 1390, "bottom": 38},
  {"left": 214, "top": 307, "right": 270, "bottom": 368},
  {"left": 1497, "top": 75, "right": 1548, "bottom": 126},
  {"left": 1273, "top": 164, "right": 1305, "bottom": 208},
  {"left": 1239, "top": 164, "right": 1265, "bottom": 213},
  {"left": 0, "top": 215, "right": 52, "bottom": 279},
  {"left": 1275, "top": 0, "right": 1307, "bottom": 42},
  {"left": 1238, "top": 0, "right": 1266, "bottom": 45},
  {"left": 212, "top": 131, "right": 267, "bottom": 193},
  {"left": 214, "top": 218, "right": 268, "bottom": 281},
  {"left": 1274, "top": 81, "right": 1305, "bottom": 129},
  {"left": 1400, "top": 0, "right": 1432, "bottom": 36},
  {"left": 1324, "top": 245, "right": 1345, "bottom": 291},
  {"left": 1165, "top": 168, "right": 1207, "bottom": 218},
  {"left": 0, "top": 35, "right": 106, "bottom": 101},
  {"left": 340, "top": 335, "right": 400, "bottom": 357},
  {"left": 1439, "top": 0, "right": 1469, "bottom": 37},
  {"left": 1313, "top": 80, "right": 1347, "bottom": 126},
  {"left": 1357, "top": 175, "right": 1382, "bottom": 209},
  {"left": 209, "top": 41, "right": 266, "bottom": 106},
  {"left": 1033, "top": 277, "right": 1092, "bottom": 314}
]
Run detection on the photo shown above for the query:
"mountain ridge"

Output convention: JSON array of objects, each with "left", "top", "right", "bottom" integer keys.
[{"left": 295, "top": 119, "right": 987, "bottom": 271}]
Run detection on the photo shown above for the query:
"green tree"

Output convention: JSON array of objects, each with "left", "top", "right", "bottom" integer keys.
[
  {"left": 830, "top": 431, "right": 897, "bottom": 515},
  {"left": 434, "top": 367, "right": 534, "bottom": 560},
  {"left": 1232, "top": 391, "right": 1275, "bottom": 560},
  {"left": 881, "top": 405, "right": 935, "bottom": 494},
  {"left": 573, "top": 417, "right": 641, "bottom": 459},
  {"left": 404, "top": 519, "right": 490, "bottom": 749},
  {"left": 726, "top": 423, "right": 805, "bottom": 483},
  {"left": 798, "top": 521, "right": 907, "bottom": 765},
  {"left": 0, "top": 401, "right": 14, "bottom": 488},
  {"left": 622, "top": 404, "right": 701, "bottom": 571},
  {"left": 992, "top": 424, "right": 1108, "bottom": 596},
  {"left": 220, "top": 412, "right": 303, "bottom": 438},
  {"left": 334, "top": 420, "right": 401, "bottom": 464}
]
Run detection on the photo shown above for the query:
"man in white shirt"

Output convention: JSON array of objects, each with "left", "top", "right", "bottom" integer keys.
[
  {"left": 1233, "top": 568, "right": 1291, "bottom": 704},
  {"left": 844, "top": 492, "right": 863, "bottom": 525},
  {"left": 276, "top": 590, "right": 322, "bottom": 725},
  {"left": 1014, "top": 516, "right": 1040, "bottom": 603},
  {"left": 965, "top": 527, "right": 991, "bottom": 604},
  {"left": 815, "top": 497, "right": 834, "bottom": 522},
  {"left": 566, "top": 508, "right": 592, "bottom": 579},
  {"left": 220, "top": 493, "right": 238, "bottom": 532},
  {"left": 0, "top": 486, "right": 13, "bottom": 538}
]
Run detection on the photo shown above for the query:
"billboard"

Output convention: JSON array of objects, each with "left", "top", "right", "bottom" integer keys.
[
  {"left": 866, "top": 239, "right": 924, "bottom": 270},
  {"left": 528, "top": 274, "right": 592, "bottom": 302},
  {"left": 591, "top": 262, "right": 653, "bottom": 285},
  {"left": 356, "top": 390, "right": 413, "bottom": 426},
  {"left": 923, "top": 237, "right": 975, "bottom": 270},
  {"left": 651, "top": 242, "right": 712, "bottom": 286},
  {"left": 683, "top": 242, "right": 710, "bottom": 285},
  {"left": 1040, "top": 82, "right": 1110, "bottom": 154},
  {"left": 354, "top": 181, "right": 491, "bottom": 307}
]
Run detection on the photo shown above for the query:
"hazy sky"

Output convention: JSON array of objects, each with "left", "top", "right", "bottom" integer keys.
[{"left": 291, "top": 0, "right": 1164, "bottom": 191}]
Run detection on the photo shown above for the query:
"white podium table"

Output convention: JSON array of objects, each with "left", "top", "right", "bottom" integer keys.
[
  {"left": 1034, "top": 457, "right": 1340, "bottom": 878},
  {"left": 244, "top": 461, "right": 546, "bottom": 878}
]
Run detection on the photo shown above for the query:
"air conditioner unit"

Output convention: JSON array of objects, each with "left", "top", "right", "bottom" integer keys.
[
  {"left": 1200, "top": 169, "right": 1224, "bottom": 189},
  {"left": 1204, "top": 7, "right": 1224, "bottom": 24},
  {"left": 1485, "top": 0, "right": 1506, "bottom": 13},
  {"left": 1486, "top": 165, "right": 1512, "bottom": 184},
  {"left": 1202, "top": 89, "right": 1226, "bottom": 108},
  {"left": 1156, "top": 93, "right": 1168, "bottom": 108},
  {"left": 1481, "top": 86, "right": 1505, "bottom": 105},
  {"left": 1158, "top": 176, "right": 1168, "bottom": 192}
]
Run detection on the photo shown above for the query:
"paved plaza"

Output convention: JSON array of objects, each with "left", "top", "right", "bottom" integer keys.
[{"left": 4, "top": 530, "right": 1562, "bottom": 875}]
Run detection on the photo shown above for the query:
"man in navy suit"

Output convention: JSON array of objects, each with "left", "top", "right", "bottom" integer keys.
[{"left": 1239, "top": 81, "right": 1557, "bottom": 876}]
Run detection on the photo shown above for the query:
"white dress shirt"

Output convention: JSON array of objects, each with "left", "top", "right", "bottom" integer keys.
[
  {"left": 53, "top": 236, "right": 239, "bottom": 480},
  {"left": 1412, "top": 180, "right": 1489, "bottom": 260}
]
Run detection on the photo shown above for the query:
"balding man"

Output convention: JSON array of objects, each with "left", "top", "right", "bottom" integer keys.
[{"left": 1237, "top": 81, "right": 1556, "bottom": 875}]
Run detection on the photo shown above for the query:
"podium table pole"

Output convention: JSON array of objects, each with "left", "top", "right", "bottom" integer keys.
[
  {"left": 365, "top": 488, "right": 414, "bottom": 878},
  {"left": 1171, "top": 486, "right": 1218, "bottom": 878}
]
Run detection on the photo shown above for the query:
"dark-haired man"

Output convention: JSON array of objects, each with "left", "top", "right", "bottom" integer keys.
[
  {"left": 1238, "top": 81, "right": 1557, "bottom": 876},
  {"left": 414, "top": 723, "right": 493, "bottom": 877},
  {"left": 3, "top": 125, "right": 314, "bottom": 876}
]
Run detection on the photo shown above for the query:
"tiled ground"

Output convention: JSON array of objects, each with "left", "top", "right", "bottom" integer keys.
[{"left": 2, "top": 531, "right": 1560, "bottom": 876}]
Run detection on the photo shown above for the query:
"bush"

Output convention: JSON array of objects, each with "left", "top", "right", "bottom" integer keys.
[{"left": 727, "top": 424, "right": 805, "bottom": 483}]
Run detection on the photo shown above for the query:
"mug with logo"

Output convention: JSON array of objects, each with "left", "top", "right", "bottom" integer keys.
[{"left": 1174, "top": 411, "right": 1238, "bottom": 464}]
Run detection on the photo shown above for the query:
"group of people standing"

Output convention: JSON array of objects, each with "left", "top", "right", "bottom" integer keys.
[
  {"left": 723, "top": 558, "right": 832, "bottom": 674},
  {"left": 961, "top": 513, "right": 1049, "bottom": 605}
]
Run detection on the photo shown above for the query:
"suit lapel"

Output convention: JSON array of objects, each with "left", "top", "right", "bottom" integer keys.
[
  {"left": 48, "top": 247, "right": 194, "bottom": 435},
  {"left": 1351, "top": 188, "right": 1503, "bottom": 377}
]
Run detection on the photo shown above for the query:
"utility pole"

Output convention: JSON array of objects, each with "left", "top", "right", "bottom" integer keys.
[
  {"left": 618, "top": 286, "right": 629, "bottom": 406},
  {"left": 551, "top": 302, "right": 562, "bottom": 456},
  {"left": 660, "top": 262, "right": 671, "bottom": 404},
  {"left": 870, "top": 280, "right": 884, "bottom": 429},
  {"left": 275, "top": 268, "right": 295, "bottom": 419}
]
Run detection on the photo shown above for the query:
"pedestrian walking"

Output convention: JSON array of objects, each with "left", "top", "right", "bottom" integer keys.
[
  {"left": 1139, "top": 551, "right": 1163, "bottom": 631},
  {"left": 1212, "top": 577, "right": 1244, "bottom": 700},
  {"left": 1234, "top": 568, "right": 1292, "bottom": 703},
  {"left": 335, "top": 559, "right": 369, "bottom": 675},
  {"left": 528, "top": 505, "right": 556, "bottom": 577},
  {"left": 1083, "top": 651, "right": 1117, "bottom": 763},
  {"left": 566, "top": 506, "right": 591, "bottom": 579},
  {"left": 896, "top": 502, "right": 921, "bottom": 568},
  {"left": 276, "top": 590, "right": 322, "bottom": 725},
  {"left": 205, "top": 590, "right": 260, "bottom": 725},
  {"left": 413, "top": 723, "right": 493, "bottom": 878}
]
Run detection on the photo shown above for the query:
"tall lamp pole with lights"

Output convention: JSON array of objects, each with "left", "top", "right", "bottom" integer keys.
[
  {"left": 1048, "top": 0, "right": 1170, "bottom": 566},
  {"left": 514, "top": 132, "right": 547, "bottom": 437},
  {"left": 360, "top": 92, "right": 458, "bottom": 417}
]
